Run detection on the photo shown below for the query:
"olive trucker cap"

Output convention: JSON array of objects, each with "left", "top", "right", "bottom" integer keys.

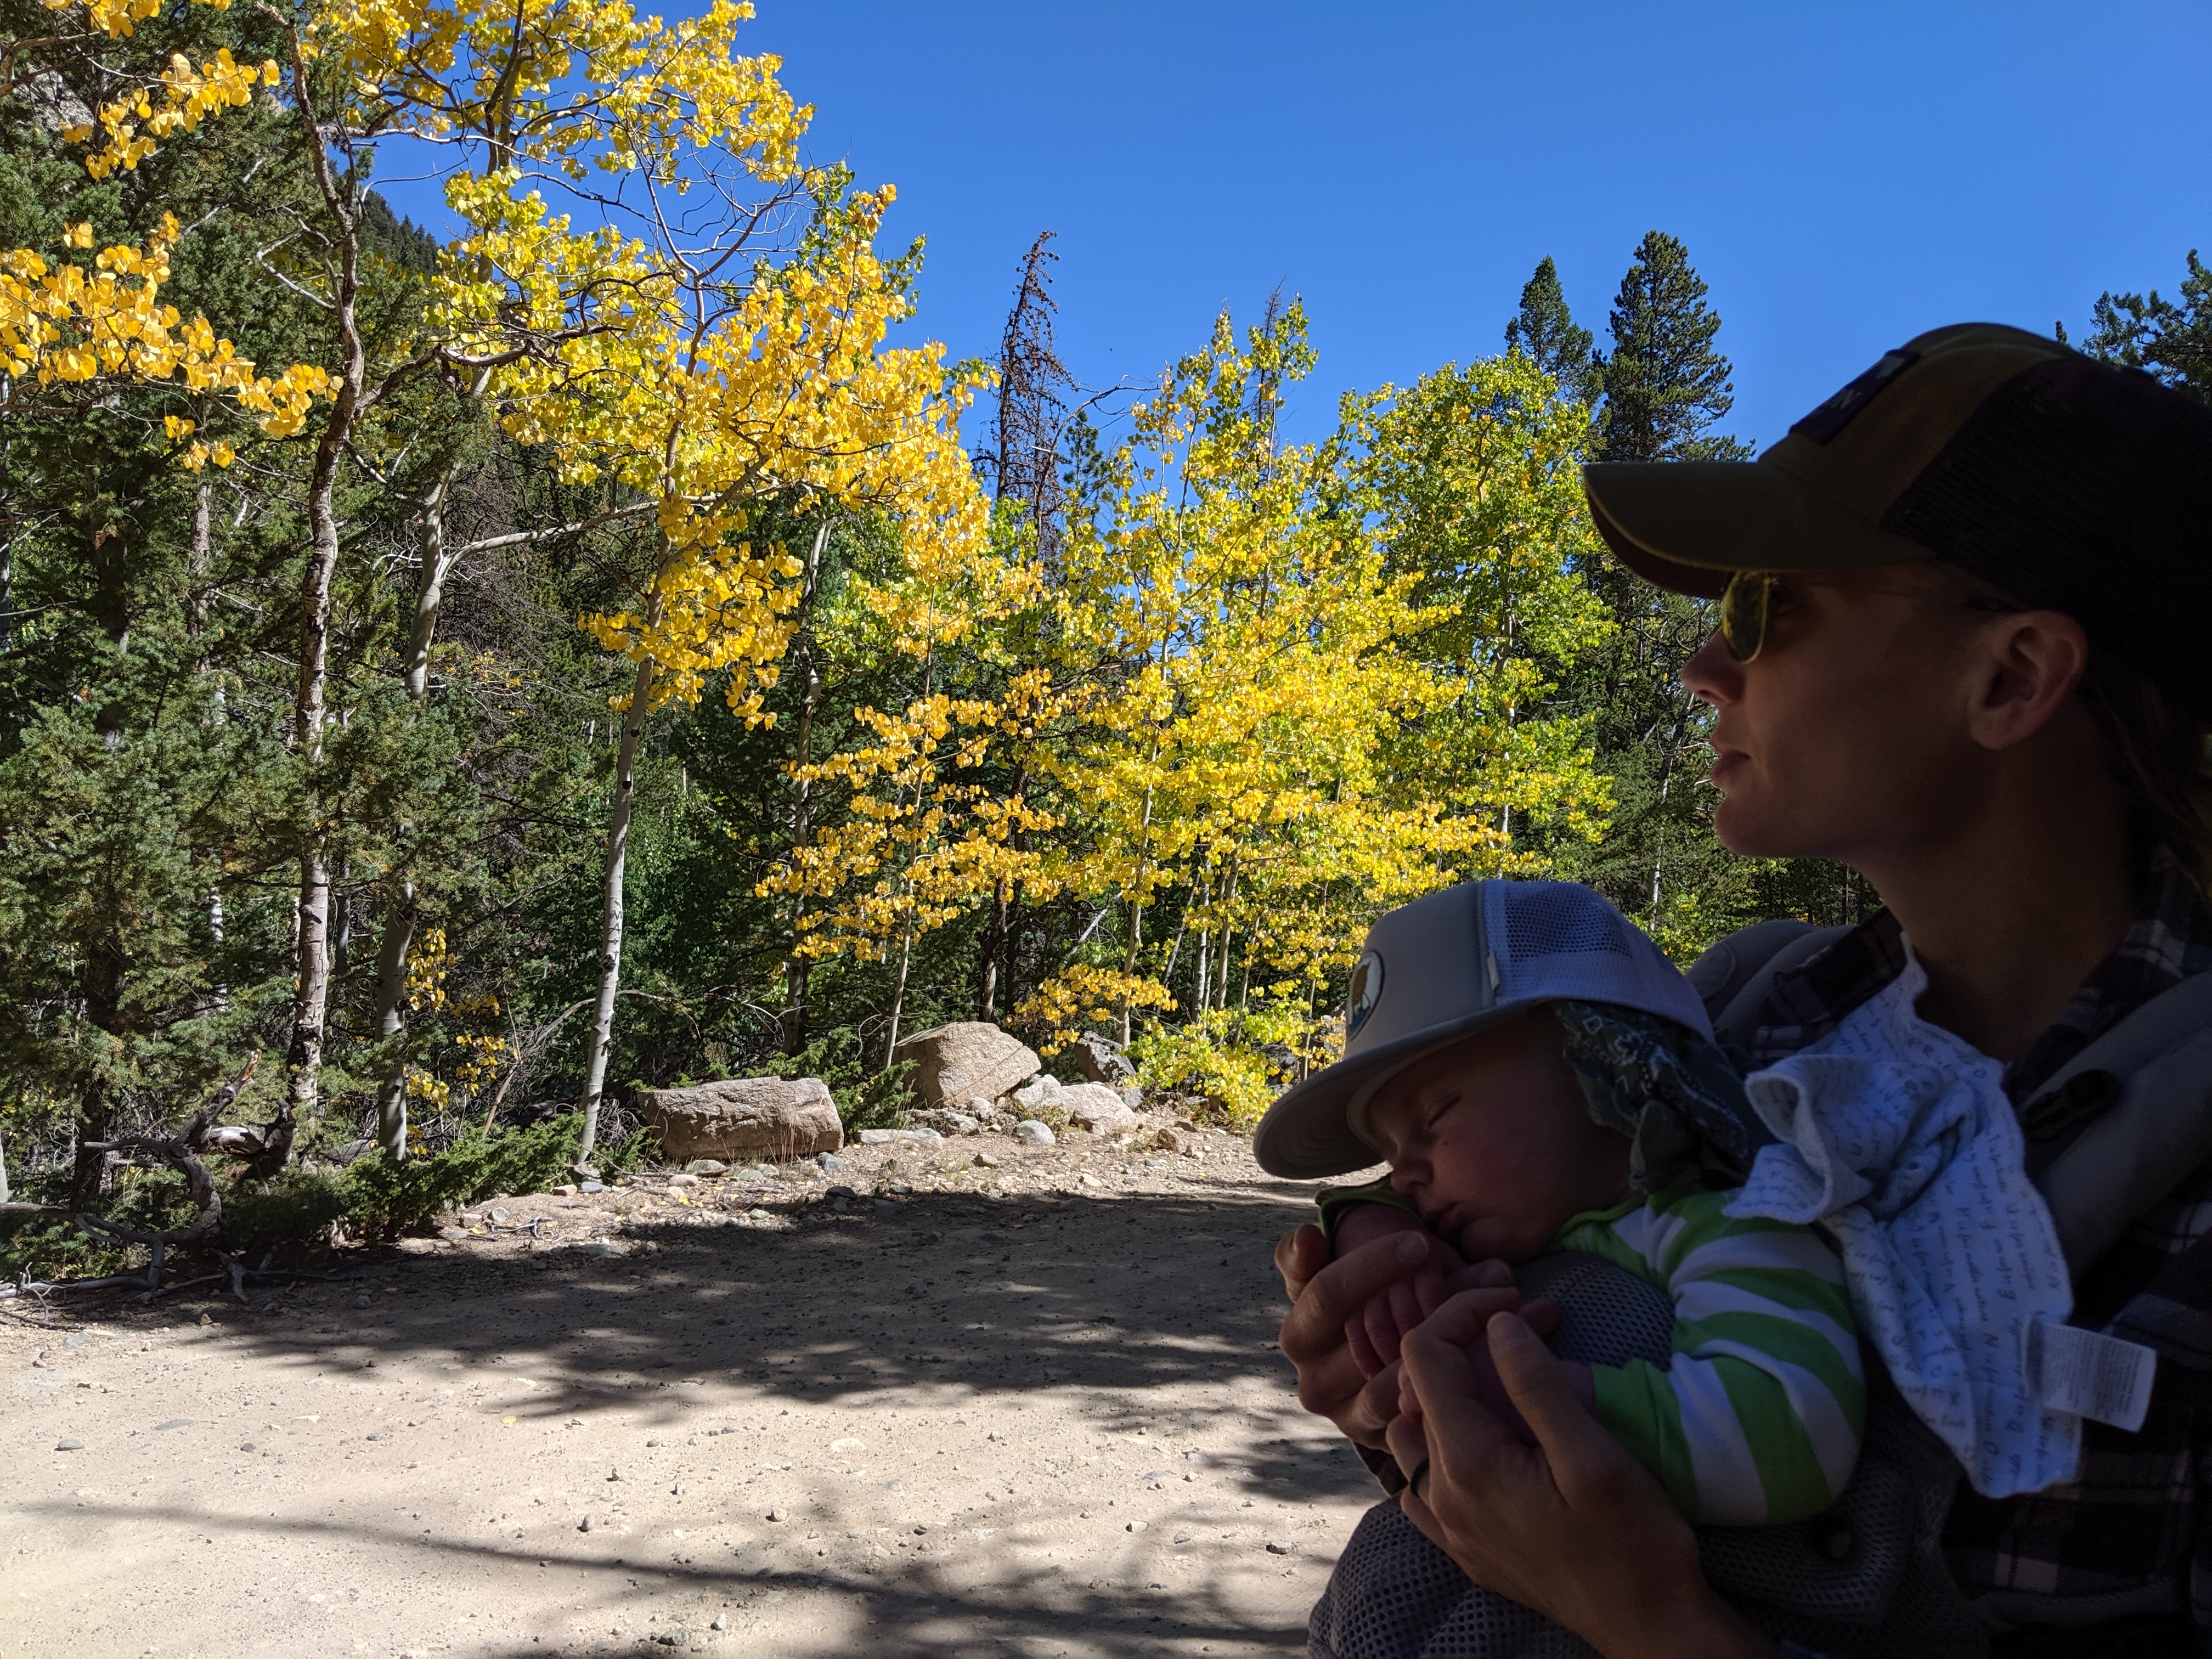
[
  {"left": 1251, "top": 880, "right": 1712, "bottom": 1181},
  {"left": 1582, "top": 322, "right": 2212, "bottom": 716}
]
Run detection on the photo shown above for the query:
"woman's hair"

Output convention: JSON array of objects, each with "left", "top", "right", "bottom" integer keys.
[{"left": 2075, "top": 652, "right": 2212, "bottom": 890}]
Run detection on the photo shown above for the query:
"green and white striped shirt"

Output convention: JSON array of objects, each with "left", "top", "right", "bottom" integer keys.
[{"left": 1559, "top": 1187, "right": 1863, "bottom": 1526}]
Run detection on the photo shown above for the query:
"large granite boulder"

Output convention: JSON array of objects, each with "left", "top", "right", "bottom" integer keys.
[
  {"left": 891, "top": 1022, "right": 1040, "bottom": 1110},
  {"left": 635, "top": 1077, "right": 841, "bottom": 1161},
  {"left": 1070, "top": 1031, "right": 1138, "bottom": 1087}
]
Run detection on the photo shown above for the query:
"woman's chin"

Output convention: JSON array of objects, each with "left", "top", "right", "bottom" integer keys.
[{"left": 1710, "top": 800, "right": 1798, "bottom": 860}]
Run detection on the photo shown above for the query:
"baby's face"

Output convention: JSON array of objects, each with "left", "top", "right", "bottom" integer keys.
[{"left": 1364, "top": 1009, "right": 1631, "bottom": 1265}]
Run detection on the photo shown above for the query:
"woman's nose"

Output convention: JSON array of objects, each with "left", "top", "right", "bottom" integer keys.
[{"left": 1682, "top": 629, "right": 1741, "bottom": 708}]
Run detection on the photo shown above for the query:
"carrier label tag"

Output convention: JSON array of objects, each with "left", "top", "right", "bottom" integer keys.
[{"left": 2025, "top": 1321, "right": 2157, "bottom": 1432}]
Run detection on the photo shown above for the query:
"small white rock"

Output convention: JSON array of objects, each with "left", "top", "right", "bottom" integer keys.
[{"left": 1014, "top": 1119, "right": 1056, "bottom": 1148}]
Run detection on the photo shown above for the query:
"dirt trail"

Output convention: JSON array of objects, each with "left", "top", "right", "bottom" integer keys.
[{"left": 1, "top": 1126, "right": 1386, "bottom": 1657}]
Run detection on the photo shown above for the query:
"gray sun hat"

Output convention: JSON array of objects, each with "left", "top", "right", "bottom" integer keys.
[{"left": 1252, "top": 879, "right": 1716, "bottom": 1180}]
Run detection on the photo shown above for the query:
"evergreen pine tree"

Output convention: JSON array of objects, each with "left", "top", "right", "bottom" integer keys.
[
  {"left": 1595, "top": 232, "right": 1753, "bottom": 462},
  {"left": 2072, "top": 250, "right": 2212, "bottom": 403},
  {"left": 1503, "top": 256, "right": 1598, "bottom": 405},
  {"left": 1544, "top": 232, "right": 1871, "bottom": 953}
]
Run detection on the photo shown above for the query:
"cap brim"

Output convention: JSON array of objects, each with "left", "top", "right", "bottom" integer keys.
[
  {"left": 1252, "top": 1003, "right": 1537, "bottom": 1180},
  {"left": 1583, "top": 460, "right": 1937, "bottom": 597}
]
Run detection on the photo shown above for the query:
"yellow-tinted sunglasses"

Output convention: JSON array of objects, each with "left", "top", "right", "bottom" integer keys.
[{"left": 1719, "top": 571, "right": 1779, "bottom": 663}]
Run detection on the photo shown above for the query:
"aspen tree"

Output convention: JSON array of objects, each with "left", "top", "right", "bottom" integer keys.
[
  {"left": 1023, "top": 307, "right": 1607, "bottom": 1118},
  {"left": 502, "top": 173, "right": 995, "bottom": 1165}
]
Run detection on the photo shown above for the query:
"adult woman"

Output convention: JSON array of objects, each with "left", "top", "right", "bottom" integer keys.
[{"left": 1274, "top": 323, "right": 2212, "bottom": 1656}]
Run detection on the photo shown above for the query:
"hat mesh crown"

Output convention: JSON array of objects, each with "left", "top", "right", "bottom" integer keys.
[{"left": 1501, "top": 886, "right": 1637, "bottom": 962}]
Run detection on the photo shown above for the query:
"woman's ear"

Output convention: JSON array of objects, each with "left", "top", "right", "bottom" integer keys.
[{"left": 1966, "top": 608, "right": 2091, "bottom": 753}]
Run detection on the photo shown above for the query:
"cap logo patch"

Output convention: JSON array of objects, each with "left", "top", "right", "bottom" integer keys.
[
  {"left": 1346, "top": 950, "right": 1384, "bottom": 1039},
  {"left": 1791, "top": 347, "right": 1921, "bottom": 444}
]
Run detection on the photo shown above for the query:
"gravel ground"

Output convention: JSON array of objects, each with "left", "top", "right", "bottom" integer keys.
[{"left": 0, "top": 1119, "right": 1386, "bottom": 1657}]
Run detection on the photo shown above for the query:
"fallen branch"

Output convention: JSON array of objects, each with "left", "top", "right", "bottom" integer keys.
[{"left": 0, "top": 1056, "right": 257, "bottom": 1291}]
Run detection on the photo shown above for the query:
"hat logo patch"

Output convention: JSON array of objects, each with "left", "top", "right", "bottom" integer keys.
[
  {"left": 1792, "top": 347, "right": 1921, "bottom": 444},
  {"left": 1346, "top": 950, "right": 1384, "bottom": 1039}
]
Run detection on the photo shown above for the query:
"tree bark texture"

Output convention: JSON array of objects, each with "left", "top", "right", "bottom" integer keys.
[
  {"left": 575, "top": 643, "right": 658, "bottom": 1172},
  {"left": 280, "top": 32, "right": 369, "bottom": 1124}
]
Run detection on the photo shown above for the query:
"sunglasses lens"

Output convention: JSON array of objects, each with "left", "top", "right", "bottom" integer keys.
[{"left": 1721, "top": 573, "right": 1769, "bottom": 662}]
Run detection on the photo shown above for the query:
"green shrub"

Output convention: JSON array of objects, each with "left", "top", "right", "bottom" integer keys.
[
  {"left": 0, "top": 1113, "right": 645, "bottom": 1279},
  {"left": 834, "top": 1060, "right": 913, "bottom": 1134},
  {"left": 334, "top": 1113, "right": 590, "bottom": 1235}
]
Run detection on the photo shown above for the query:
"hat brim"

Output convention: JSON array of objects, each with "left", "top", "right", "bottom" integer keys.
[
  {"left": 1252, "top": 1002, "right": 1544, "bottom": 1180},
  {"left": 1583, "top": 460, "right": 1937, "bottom": 597}
]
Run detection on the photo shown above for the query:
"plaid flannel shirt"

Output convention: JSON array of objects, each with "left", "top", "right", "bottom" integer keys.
[{"left": 1743, "top": 850, "right": 2212, "bottom": 1655}]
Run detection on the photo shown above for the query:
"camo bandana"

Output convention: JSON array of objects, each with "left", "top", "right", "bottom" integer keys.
[{"left": 1551, "top": 999, "right": 1757, "bottom": 1195}]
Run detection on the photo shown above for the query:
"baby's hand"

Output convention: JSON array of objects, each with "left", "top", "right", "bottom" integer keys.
[{"left": 1331, "top": 1205, "right": 1470, "bottom": 1376}]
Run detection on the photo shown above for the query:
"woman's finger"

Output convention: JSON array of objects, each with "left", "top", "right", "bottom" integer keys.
[
  {"left": 1386, "top": 1276, "right": 1424, "bottom": 1351},
  {"left": 1361, "top": 1358, "right": 1404, "bottom": 1434},
  {"left": 1274, "top": 1223, "right": 1331, "bottom": 1302},
  {"left": 1278, "top": 1229, "right": 1430, "bottom": 1365},
  {"left": 1346, "top": 1310, "right": 1384, "bottom": 1378},
  {"left": 1483, "top": 1312, "right": 1622, "bottom": 1493},
  {"left": 1363, "top": 1294, "right": 1402, "bottom": 1366}
]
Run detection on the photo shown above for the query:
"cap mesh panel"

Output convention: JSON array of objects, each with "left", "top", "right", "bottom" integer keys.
[{"left": 1499, "top": 885, "right": 1635, "bottom": 963}]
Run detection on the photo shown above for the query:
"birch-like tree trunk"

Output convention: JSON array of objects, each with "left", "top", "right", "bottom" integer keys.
[
  {"left": 369, "top": 471, "right": 455, "bottom": 1159},
  {"left": 780, "top": 514, "right": 831, "bottom": 1054},
  {"left": 370, "top": 890, "right": 416, "bottom": 1158},
  {"left": 574, "top": 608, "right": 661, "bottom": 1174},
  {"left": 279, "top": 29, "right": 369, "bottom": 1126}
]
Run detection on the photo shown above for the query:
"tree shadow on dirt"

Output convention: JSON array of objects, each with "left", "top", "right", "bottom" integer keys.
[
  {"left": 18, "top": 1491, "right": 1322, "bottom": 1655},
  {"left": 50, "top": 1182, "right": 1369, "bottom": 1494},
  {"left": 26, "top": 1183, "right": 1375, "bottom": 1655}
]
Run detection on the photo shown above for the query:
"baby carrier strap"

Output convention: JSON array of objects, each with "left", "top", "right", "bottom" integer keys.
[
  {"left": 1697, "top": 923, "right": 1853, "bottom": 1050},
  {"left": 2016, "top": 970, "right": 2212, "bottom": 1276},
  {"left": 1694, "top": 921, "right": 2212, "bottom": 1283}
]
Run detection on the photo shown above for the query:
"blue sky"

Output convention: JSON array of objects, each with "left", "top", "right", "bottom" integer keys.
[{"left": 382, "top": 1, "right": 2212, "bottom": 450}]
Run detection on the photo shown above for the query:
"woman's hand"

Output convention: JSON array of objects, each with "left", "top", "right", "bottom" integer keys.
[
  {"left": 1329, "top": 1204, "right": 1469, "bottom": 1375},
  {"left": 1387, "top": 1293, "right": 1774, "bottom": 1659},
  {"left": 1274, "top": 1223, "right": 1527, "bottom": 1449}
]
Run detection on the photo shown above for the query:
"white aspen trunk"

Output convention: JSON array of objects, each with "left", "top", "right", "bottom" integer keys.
[
  {"left": 782, "top": 515, "right": 831, "bottom": 1052},
  {"left": 189, "top": 478, "right": 229, "bottom": 1013},
  {"left": 1192, "top": 871, "right": 1212, "bottom": 1012},
  {"left": 879, "top": 641, "right": 935, "bottom": 1071},
  {"left": 371, "top": 884, "right": 416, "bottom": 1159},
  {"left": 883, "top": 906, "right": 918, "bottom": 1073},
  {"left": 1120, "top": 901, "right": 1144, "bottom": 1047},
  {"left": 402, "top": 475, "right": 457, "bottom": 702},
  {"left": 575, "top": 642, "right": 658, "bottom": 1173},
  {"left": 369, "top": 473, "right": 460, "bottom": 1159},
  {"left": 1121, "top": 771, "right": 1155, "bottom": 1047},
  {"left": 281, "top": 59, "right": 369, "bottom": 1125}
]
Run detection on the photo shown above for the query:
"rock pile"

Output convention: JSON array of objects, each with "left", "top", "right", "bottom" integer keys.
[{"left": 636, "top": 1022, "right": 1151, "bottom": 1169}]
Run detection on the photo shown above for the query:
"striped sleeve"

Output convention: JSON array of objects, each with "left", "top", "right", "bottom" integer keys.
[{"left": 1558, "top": 1188, "right": 1864, "bottom": 1526}]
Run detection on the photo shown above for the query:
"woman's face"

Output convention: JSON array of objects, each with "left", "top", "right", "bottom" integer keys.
[{"left": 1680, "top": 567, "right": 2002, "bottom": 868}]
